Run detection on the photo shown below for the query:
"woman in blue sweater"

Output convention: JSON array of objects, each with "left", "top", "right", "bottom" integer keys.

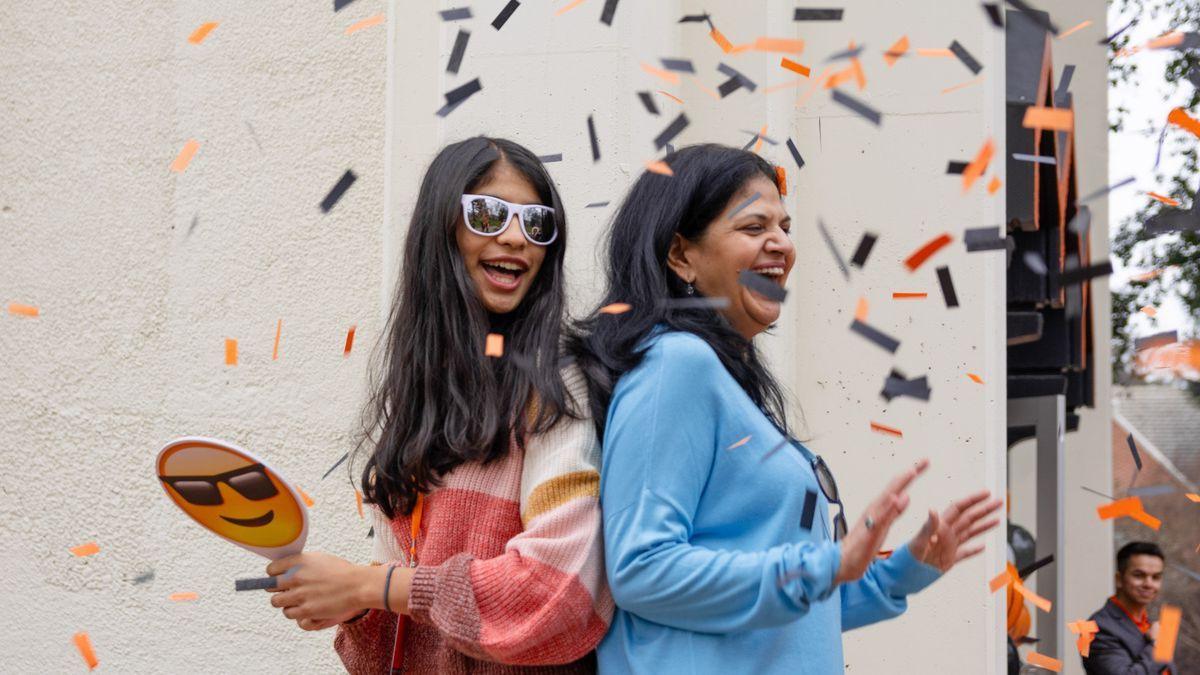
[{"left": 568, "top": 144, "right": 1003, "bottom": 674}]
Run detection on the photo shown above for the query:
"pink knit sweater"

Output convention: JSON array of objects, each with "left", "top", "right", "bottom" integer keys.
[{"left": 335, "top": 368, "right": 613, "bottom": 673}]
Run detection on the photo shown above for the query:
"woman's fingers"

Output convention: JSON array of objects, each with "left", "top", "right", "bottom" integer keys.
[
  {"left": 960, "top": 517, "right": 1001, "bottom": 543},
  {"left": 282, "top": 605, "right": 306, "bottom": 620},
  {"left": 954, "top": 498, "right": 1004, "bottom": 536},
  {"left": 886, "top": 459, "right": 930, "bottom": 496},
  {"left": 266, "top": 554, "right": 302, "bottom": 577},
  {"left": 270, "top": 590, "right": 301, "bottom": 608},
  {"left": 941, "top": 490, "right": 992, "bottom": 527},
  {"left": 954, "top": 542, "right": 986, "bottom": 564}
]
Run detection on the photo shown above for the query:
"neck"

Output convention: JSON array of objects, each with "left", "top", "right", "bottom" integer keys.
[{"left": 1115, "top": 591, "right": 1146, "bottom": 616}]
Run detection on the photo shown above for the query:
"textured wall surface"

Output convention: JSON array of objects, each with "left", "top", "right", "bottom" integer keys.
[{"left": 1, "top": 0, "right": 1105, "bottom": 672}]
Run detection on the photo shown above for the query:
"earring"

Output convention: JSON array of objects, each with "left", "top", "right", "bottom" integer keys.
[{"left": 686, "top": 282, "right": 695, "bottom": 296}]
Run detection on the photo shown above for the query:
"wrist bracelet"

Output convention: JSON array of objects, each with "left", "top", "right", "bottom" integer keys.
[{"left": 383, "top": 564, "right": 397, "bottom": 613}]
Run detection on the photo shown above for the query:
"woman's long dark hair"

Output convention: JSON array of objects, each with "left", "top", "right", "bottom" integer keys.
[
  {"left": 568, "top": 143, "right": 793, "bottom": 440},
  {"left": 358, "top": 137, "right": 573, "bottom": 519}
]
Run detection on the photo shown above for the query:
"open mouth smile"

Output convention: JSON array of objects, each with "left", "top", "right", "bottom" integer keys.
[{"left": 220, "top": 510, "right": 275, "bottom": 527}]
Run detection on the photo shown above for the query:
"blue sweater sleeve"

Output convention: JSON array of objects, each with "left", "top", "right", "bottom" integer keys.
[
  {"left": 601, "top": 333, "right": 842, "bottom": 633},
  {"left": 840, "top": 543, "right": 941, "bottom": 631}
]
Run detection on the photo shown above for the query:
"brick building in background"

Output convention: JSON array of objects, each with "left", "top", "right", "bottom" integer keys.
[{"left": 1111, "top": 384, "right": 1200, "bottom": 667}]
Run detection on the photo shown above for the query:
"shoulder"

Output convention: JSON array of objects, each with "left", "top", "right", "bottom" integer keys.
[{"left": 638, "top": 330, "right": 725, "bottom": 376}]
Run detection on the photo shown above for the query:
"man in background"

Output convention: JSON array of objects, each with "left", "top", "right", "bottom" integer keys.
[{"left": 1083, "top": 542, "right": 1175, "bottom": 674}]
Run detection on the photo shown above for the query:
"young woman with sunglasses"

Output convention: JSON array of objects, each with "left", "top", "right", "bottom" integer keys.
[
  {"left": 567, "top": 144, "right": 1003, "bottom": 674},
  {"left": 264, "top": 137, "right": 612, "bottom": 673}
]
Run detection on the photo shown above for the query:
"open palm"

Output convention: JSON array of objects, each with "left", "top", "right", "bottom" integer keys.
[{"left": 909, "top": 490, "right": 1004, "bottom": 572}]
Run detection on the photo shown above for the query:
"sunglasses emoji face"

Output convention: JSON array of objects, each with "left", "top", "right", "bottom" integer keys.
[{"left": 157, "top": 439, "right": 306, "bottom": 556}]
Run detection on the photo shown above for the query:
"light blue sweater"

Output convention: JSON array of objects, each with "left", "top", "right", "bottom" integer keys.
[{"left": 597, "top": 331, "right": 942, "bottom": 675}]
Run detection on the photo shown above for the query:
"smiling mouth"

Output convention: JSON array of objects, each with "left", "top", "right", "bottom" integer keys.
[{"left": 220, "top": 510, "right": 275, "bottom": 527}]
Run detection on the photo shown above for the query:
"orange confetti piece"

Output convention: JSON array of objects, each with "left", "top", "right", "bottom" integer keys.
[
  {"left": 272, "top": 319, "right": 282, "bottom": 360},
  {"left": 657, "top": 90, "right": 683, "bottom": 104},
  {"left": 73, "top": 632, "right": 98, "bottom": 670},
  {"left": 962, "top": 138, "right": 994, "bottom": 192},
  {"left": 188, "top": 22, "right": 219, "bottom": 45},
  {"left": 1167, "top": 107, "right": 1200, "bottom": 138},
  {"left": 892, "top": 292, "right": 927, "bottom": 299},
  {"left": 903, "top": 233, "right": 953, "bottom": 272},
  {"left": 884, "top": 35, "right": 909, "bottom": 66},
  {"left": 1022, "top": 107, "right": 1074, "bottom": 132},
  {"left": 987, "top": 176, "right": 1003, "bottom": 195},
  {"left": 1185, "top": 493, "right": 1200, "bottom": 502},
  {"left": 1153, "top": 605, "right": 1181, "bottom": 663},
  {"left": 1147, "top": 31, "right": 1184, "bottom": 50},
  {"left": 710, "top": 27, "right": 734, "bottom": 54},
  {"left": 224, "top": 338, "right": 238, "bottom": 366},
  {"left": 299, "top": 488, "right": 315, "bottom": 508},
  {"left": 726, "top": 435, "right": 752, "bottom": 450},
  {"left": 170, "top": 139, "right": 200, "bottom": 173},
  {"left": 1026, "top": 652, "right": 1062, "bottom": 672},
  {"left": 869, "top": 422, "right": 903, "bottom": 438},
  {"left": 988, "top": 568, "right": 1013, "bottom": 593},
  {"left": 1139, "top": 305, "right": 1157, "bottom": 317},
  {"left": 344, "top": 325, "right": 356, "bottom": 357},
  {"left": 753, "top": 124, "right": 767, "bottom": 154},
  {"left": 345, "top": 13, "right": 385, "bottom": 36},
  {"left": 753, "top": 37, "right": 804, "bottom": 53},
  {"left": 1147, "top": 191, "right": 1180, "bottom": 207},
  {"left": 485, "top": 333, "right": 504, "bottom": 357},
  {"left": 775, "top": 166, "right": 787, "bottom": 196},
  {"left": 1129, "top": 509, "right": 1162, "bottom": 530},
  {"left": 688, "top": 76, "right": 721, "bottom": 100},
  {"left": 1097, "top": 496, "right": 1142, "bottom": 520},
  {"left": 169, "top": 591, "right": 199, "bottom": 602},
  {"left": 70, "top": 542, "right": 100, "bottom": 557},
  {"left": 1057, "top": 20, "right": 1092, "bottom": 40},
  {"left": 355, "top": 490, "right": 364, "bottom": 519},
  {"left": 7, "top": 302, "right": 39, "bottom": 317},
  {"left": 941, "top": 76, "right": 983, "bottom": 95},
  {"left": 967, "top": 373, "right": 984, "bottom": 384},
  {"left": 916, "top": 48, "right": 953, "bottom": 57},
  {"left": 824, "top": 67, "right": 856, "bottom": 89},
  {"left": 554, "top": 0, "right": 588, "bottom": 16},
  {"left": 780, "top": 58, "right": 811, "bottom": 76},
  {"left": 600, "top": 303, "right": 632, "bottom": 315},
  {"left": 848, "top": 44, "right": 866, "bottom": 91},
  {"left": 1077, "top": 632, "right": 1096, "bottom": 657},
  {"left": 641, "top": 62, "right": 680, "bottom": 85},
  {"left": 1014, "top": 580, "right": 1052, "bottom": 613},
  {"left": 854, "top": 296, "right": 868, "bottom": 322},
  {"left": 645, "top": 160, "right": 674, "bottom": 176}
]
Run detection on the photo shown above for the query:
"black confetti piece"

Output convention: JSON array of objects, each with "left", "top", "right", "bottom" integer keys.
[
  {"left": 491, "top": 0, "right": 520, "bottom": 30},
  {"left": 322, "top": 451, "right": 350, "bottom": 480},
  {"left": 537, "top": 153, "right": 563, "bottom": 163},
  {"left": 446, "top": 29, "right": 470, "bottom": 74},
  {"left": 850, "top": 232, "right": 877, "bottom": 267},
  {"left": 737, "top": 270, "right": 788, "bottom": 302},
  {"left": 727, "top": 192, "right": 761, "bottom": 219},
  {"left": 585, "top": 201, "right": 610, "bottom": 208},
  {"left": 1012, "top": 153, "right": 1056, "bottom": 165},
  {"left": 982, "top": 3, "right": 1003, "bottom": 27},
  {"left": 717, "top": 63, "right": 757, "bottom": 91},
  {"left": 1100, "top": 17, "right": 1136, "bottom": 44},
  {"left": 824, "top": 43, "right": 866, "bottom": 62},
  {"left": 761, "top": 437, "right": 791, "bottom": 462},
  {"left": 831, "top": 89, "right": 881, "bottom": 126},
  {"left": 1133, "top": 330, "right": 1177, "bottom": 351},
  {"left": 587, "top": 115, "right": 600, "bottom": 161},
  {"left": 882, "top": 373, "right": 931, "bottom": 402},
  {"left": 963, "top": 226, "right": 1007, "bottom": 251},
  {"left": 235, "top": 576, "right": 278, "bottom": 591},
  {"left": 1128, "top": 484, "right": 1177, "bottom": 498},
  {"left": 1126, "top": 433, "right": 1143, "bottom": 471},
  {"left": 818, "top": 219, "right": 849, "bottom": 279},
  {"left": 439, "top": 7, "right": 472, "bottom": 21},
  {"left": 718, "top": 77, "right": 745, "bottom": 98},
  {"left": 936, "top": 266, "right": 959, "bottom": 308},
  {"left": 800, "top": 489, "right": 819, "bottom": 530},
  {"left": 132, "top": 570, "right": 156, "bottom": 585},
  {"left": 946, "top": 160, "right": 968, "bottom": 174},
  {"left": 1080, "top": 176, "right": 1134, "bottom": 204},
  {"left": 320, "top": 170, "right": 357, "bottom": 213},
  {"left": 660, "top": 58, "right": 695, "bottom": 73},
  {"left": 1057, "top": 261, "right": 1113, "bottom": 286},
  {"left": 662, "top": 296, "right": 732, "bottom": 311},
  {"left": 794, "top": 8, "right": 843, "bottom": 21},
  {"left": 653, "top": 113, "right": 689, "bottom": 150},
  {"left": 850, "top": 319, "right": 900, "bottom": 353},
  {"left": 1018, "top": 554, "right": 1054, "bottom": 580},
  {"left": 1068, "top": 206, "right": 1091, "bottom": 235},
  {"left": 1005, "top": 0, "right": 1059, "bottom": 35},
  {"left": 600, "top": 0, "right": 619, "bottom": 26},
  {"left": 786, "top": 139, "right": 805, "bottom": 171},
  {"left": 949, "top": 40, "right": 983, "bottom": 75},
  {"left": 637, "top": 91, "right": 660, "bottom": 115},
  {"left": 334, "top": 0, "right": 358, "bottom": 11},
  {"left": 1022, "top": 251, "right": 1048, "bottom": 276},
  {"left": 437, "top": 78, "right": 482, "bottom": 116}
]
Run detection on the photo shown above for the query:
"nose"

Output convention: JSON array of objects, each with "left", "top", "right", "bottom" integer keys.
[
  {"left": 496, "top": 212, "right": 527, "bottom": 248},
  {"left": 764, "top": 228, "right": 794, "bottom": 256}
]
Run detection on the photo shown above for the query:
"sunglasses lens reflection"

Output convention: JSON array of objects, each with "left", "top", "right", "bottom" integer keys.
[
  {"left": 169, "top": 479, "right": 223, "bottom": 506},
  {"left": 466, "top": 197, "right": 510, "bottom": 235},
  {"left": 227, "top": 469, "right": 279, "bottom": 501},
  {"left": 521, "top": 206, "right": 556, "bottom": 244},
  {"left": 815, "top": 463, "right": 838, "bottom": 503},
  {"left": 834, "top": 513, "right": 848, "bottom": 541}
]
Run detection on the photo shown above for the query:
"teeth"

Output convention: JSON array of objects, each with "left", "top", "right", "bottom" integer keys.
[
  {"left": 755, "top": 267, "right": 784, "bottom": 276},
  {"left": 485, "top": 261, "right": 524, "bottom": 272}
]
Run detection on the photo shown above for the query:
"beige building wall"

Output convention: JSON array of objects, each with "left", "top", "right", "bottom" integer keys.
[{"left": 1, "top": 0, "right": 1106, "bottom": 672}]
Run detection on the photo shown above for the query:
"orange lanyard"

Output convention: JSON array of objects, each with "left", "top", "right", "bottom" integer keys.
[{"left": 390, "top": 493, "right": 423, "bottom": 674}]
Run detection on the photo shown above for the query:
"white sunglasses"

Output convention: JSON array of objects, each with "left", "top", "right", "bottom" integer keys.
[{"left": 460, "top": 194, "right": 558, "bottom": 246}]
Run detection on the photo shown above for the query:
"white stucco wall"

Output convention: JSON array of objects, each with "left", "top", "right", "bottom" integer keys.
[{"left": 1, "top": 0, "right": 1106, "bottom": 672}]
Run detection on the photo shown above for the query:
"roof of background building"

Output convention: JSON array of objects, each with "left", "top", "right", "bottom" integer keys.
[{"left": 1113, "top": 384, "right": 1200, "bottom": 482}]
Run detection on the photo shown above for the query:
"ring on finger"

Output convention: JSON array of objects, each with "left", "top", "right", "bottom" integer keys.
[{"left": 865, "top": 516, "right": 875, "bottom": 530}]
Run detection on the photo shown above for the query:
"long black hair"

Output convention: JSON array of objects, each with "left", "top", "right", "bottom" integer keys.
[
  {"left": 358, "top": 137, "right": 573, "bottom": 519},
  {"left": 568, "top": 143, "right": 793, "bottom": 440}
]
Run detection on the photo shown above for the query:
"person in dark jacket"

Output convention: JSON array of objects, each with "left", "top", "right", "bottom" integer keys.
[{"left": 1082, "top": 542, "right": 1175, "bottom": 674}]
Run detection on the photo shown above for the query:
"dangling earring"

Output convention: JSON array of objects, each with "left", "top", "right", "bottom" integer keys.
[{"left": 686, "top": 281, "right": 695, "bottom": 296}]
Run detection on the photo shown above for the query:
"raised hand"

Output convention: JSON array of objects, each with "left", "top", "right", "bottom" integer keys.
[
  {"left": 835, "top": 459, "right": 930, "bottom": 585},
  {"left": 909, "top": 490, "right": 1003, "bottom": 573}
]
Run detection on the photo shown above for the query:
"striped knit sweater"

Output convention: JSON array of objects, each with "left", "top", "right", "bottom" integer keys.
[{"left": 335, "top": 367, "right": 613, "bottom": 674}]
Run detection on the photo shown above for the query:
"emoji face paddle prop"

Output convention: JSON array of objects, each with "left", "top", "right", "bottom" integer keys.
[{"left": 157, "top": 437, "right": 308, "bottom": 560}]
